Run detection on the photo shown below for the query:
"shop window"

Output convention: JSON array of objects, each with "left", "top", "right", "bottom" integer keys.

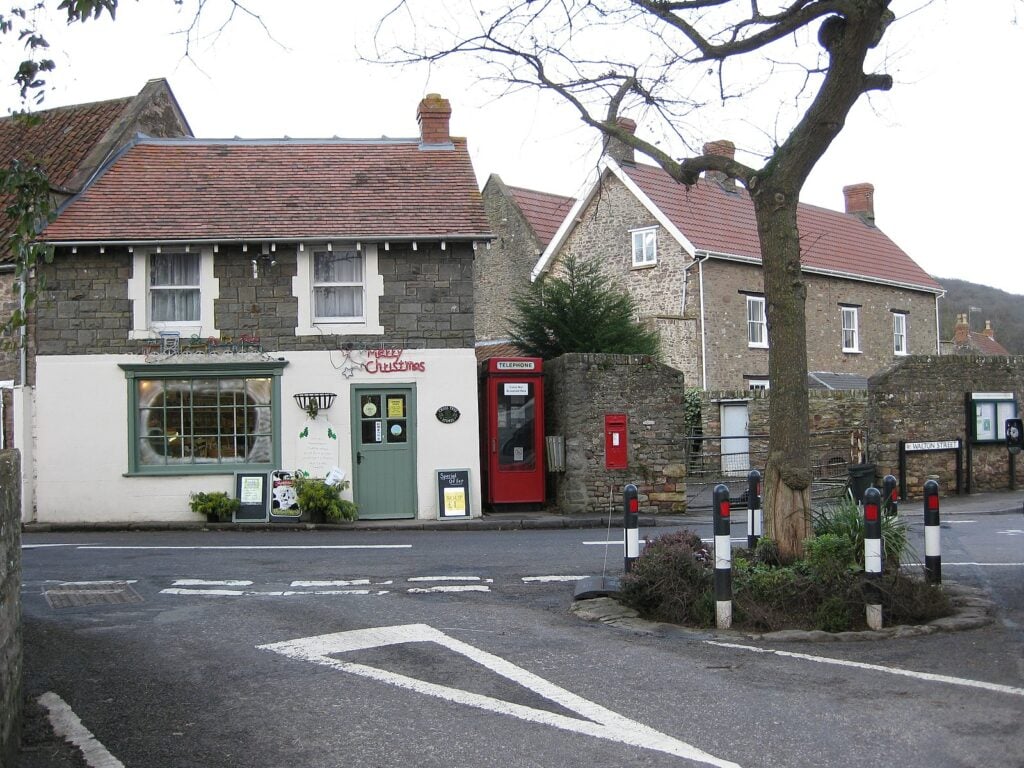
[{"left": 121, "top": 362, "right": 285, "bottom": 474}]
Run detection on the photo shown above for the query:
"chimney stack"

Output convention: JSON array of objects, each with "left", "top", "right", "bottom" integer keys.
[
  {"left": 603, "top": 116, "right": 637, "bottom": 165},
  {"left": 417, "top": 93, "right": 452, "bottom": 147},
  {"left": 843, "top": 183, "right": 875, "bottom": 225},
  {"left": 984, "top": 319, "right": 995, "bottom": 339},
  {"left": 703, "top": 140, "right": 736, "bottom": 187},
  {"left": 953, "top": 313, "right": 970, "bottom": 345}
]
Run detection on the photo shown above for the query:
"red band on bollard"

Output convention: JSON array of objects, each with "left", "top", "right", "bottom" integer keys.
[
  {"left": 719, "top": 500, "right": 730, "bottom": 518},
  {"left": 864, "top": 503, "right": 879, "bottom": 522},
  {"left": 628, "top": 498, "right": 639, "bottom": 514},
  {"left": 927, "top": 495, "right": 939, "bottom": 510}
]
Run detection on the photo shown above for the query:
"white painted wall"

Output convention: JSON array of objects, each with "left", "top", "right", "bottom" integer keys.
[{"left": 32, "top": 349, "right": 482, "bottom": 523}]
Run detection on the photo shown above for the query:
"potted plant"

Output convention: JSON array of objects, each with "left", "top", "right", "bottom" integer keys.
[
  {"left": 189, "top": 491, "right": 240, "bottom": 523},
  {"left": 293, "top": 477, "right": 357, "bottom": 523}
]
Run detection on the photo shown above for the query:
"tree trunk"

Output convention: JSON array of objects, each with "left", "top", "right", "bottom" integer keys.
[{"left": 753, "top": 188, "right": 812, "bottom": 561}]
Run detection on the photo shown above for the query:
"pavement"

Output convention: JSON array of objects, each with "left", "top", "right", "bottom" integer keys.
[{"left": 21, "top": 488, "right": 1024, "bottom": 533}]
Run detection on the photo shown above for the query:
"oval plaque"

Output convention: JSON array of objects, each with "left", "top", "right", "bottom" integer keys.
[{"left": 435, "top": 405, "right": 461, "bottom": 424}]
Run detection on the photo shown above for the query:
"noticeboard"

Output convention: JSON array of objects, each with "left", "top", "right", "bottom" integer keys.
[
  {"left": 436, "top": 468, "right": 471, "bottom": 519},
  {"left": 234, "top": 472, "right": 270, "bottom": 522}
]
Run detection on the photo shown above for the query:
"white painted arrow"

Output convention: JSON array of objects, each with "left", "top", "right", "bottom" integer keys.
[{"left": 258, "top": 624, "right": 740, "bottom": 767}]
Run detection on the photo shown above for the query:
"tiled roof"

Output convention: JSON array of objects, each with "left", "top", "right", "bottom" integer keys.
[
  {"left": 508, "top": 186, "right": 574, "bottom": 248},
  {"left": 0, "top": 97, "right": 132, "bottom": 190},
  {"left": 475, "top": 341, "right": 527, "bottom": 362},
  {"left": 43, "top": 137, "right": 493, "bottom": 243},
  {"left": 620, "top": 162, "right": 943, "bottom": 293},
  {"left": 954, "top": 331, "right": 1010, "bottom": 356},
  {"left": 0, "top": 97, "right": 134, "bottom": 262}
]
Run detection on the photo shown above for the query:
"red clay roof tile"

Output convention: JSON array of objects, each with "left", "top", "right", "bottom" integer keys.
[
  {"left": 621, "top": 162, "right": 942, "bottom": 292},
  {"left": 42, "top": 138, "right": 492, "bottom": 242},
  {"left": 508, "top": 185, "right": 574, "bottom": 248}
]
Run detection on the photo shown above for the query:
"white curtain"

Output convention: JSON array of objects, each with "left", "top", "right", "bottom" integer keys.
[{"left": 151, "top": 253, "right": 200, "bottom": 322}]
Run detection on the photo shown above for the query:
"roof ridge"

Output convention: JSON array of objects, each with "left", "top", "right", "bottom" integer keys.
[
  {"left": 132, "top": 135, "right": 468, "bottom": 147},
  {"left": 0, "top": 94, "right": 133, "bottom": 123}
]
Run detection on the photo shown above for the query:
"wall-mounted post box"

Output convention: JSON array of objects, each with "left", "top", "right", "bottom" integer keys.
[{"left": 605, "top": 413, "right": 628, "bottom": 469}]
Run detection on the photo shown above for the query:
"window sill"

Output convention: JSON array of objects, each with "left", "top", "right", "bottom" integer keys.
[
  {"left": 630, "top": 262, "right": 657, "bottom": 270},
  {"left": 747, "top": 343, "right": 769, "bottom": 350},
  {"left": 842, "top": 349, "right": 862, "bottom": 355},
  {"left": 296, "top": 321, "right": 385, "bottom": 336}
]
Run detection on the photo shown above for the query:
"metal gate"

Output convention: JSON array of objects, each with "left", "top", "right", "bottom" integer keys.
[{"left": 684, "top": 428, "right": 860, "bottom": 511}]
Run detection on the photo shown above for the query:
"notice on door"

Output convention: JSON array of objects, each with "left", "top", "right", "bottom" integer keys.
[{"left": 436, "top": 469, "right": 471, "bottom": 519}]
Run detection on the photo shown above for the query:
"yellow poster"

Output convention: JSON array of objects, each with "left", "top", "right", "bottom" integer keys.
[
  {"left": 443, "top": 487, "right": 466, "bottom": 514},
  {"left": 387, "top": 398, "right": 405, "bottom": 418}
]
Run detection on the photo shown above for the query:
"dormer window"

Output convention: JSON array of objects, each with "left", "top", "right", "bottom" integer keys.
[{"left": 631, "top": 227, "right": 657, "bottom": 267}]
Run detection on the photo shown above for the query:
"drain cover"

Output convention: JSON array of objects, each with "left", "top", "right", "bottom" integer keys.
[{"left": 44, "top": 581, "right": 144, "bottom": 609}]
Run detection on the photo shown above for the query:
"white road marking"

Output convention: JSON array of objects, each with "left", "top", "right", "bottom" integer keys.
[
  {"left": 905, "top": 562, "right": 1024, "bottom": 568},
  {"left": 38, "top": 691, "right": 125, "bottom": 768},
  {"left": 258, "top": 624, "right": 740, "bottom": 767},
  {"left": 160, "top": 587, "right": 388, "bottom": 597},
  {"left": 707, "top": 641, "right": 1024, "bottom": 697},
  {"left": 522, "top": 576, "right": 587, "bottom": 583},
  {"left": 583, "top": 540, "right": 624, "bottom": 546},
  {"left": 407, "top": 585, "right": 491, "bottom": 594},
  {"left": 22, "top": 543, "right": 90, "bottom": 548},
  {"left": 76, "top": 545, "right": 411, "bottom": 550},
  {"left": 997, "top": 529, "right": 1024, "bottom": 536},
  {"left": 55, "top": 580, "right": 138, "bottom": 586},
  {"left": 408, "top": 576, "right": 483, "bottom": 582},
  {"left": 942, "top": 520, "right": 976, "bottom": 524},
  {"left": 173, "top": 579, "right": 253, "bottom": 586},
  {"left": 291, "top": 579, "right": 373, "bottom": 587}
]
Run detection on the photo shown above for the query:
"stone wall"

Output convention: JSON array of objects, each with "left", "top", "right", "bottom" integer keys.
[
  {"left": 31, "top": 242, "right": 475, "bottom": 366},
  {"left": 867, "top": 355, "right": 1024, "bottom": 497},
  {"left": 476, "top": 177, "right": 539, "bottom": 342},
  {"left": 551, "top": 171, "right": 939, "bottom": 391},
  {"left": 696, "top": 388, "right": 868, "bottom": 478},
  {"left": 545, "top": 353, "right": 688, "bottom": 514},
  {"left": 0, "top": 450, "right": 21, "bottom": 767}
]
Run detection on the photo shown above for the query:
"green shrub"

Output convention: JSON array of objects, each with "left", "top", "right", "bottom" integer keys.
[
  {"left": 188, "top": 491, "right": 240, "bottom": 522},
  {"left": 619, "top": 530, "right": 714, "bottom": 626},
  {"left": 294, "top": 477, "right": 357, "bottom": 522},
  {"left": 803, "top": 533, "right": 858, "bottom": 584},
  {"left": 812, "top": 495, "right": 914, "bottom": 569}
]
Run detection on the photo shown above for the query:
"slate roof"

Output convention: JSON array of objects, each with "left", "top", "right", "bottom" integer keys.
[
  {"left": 508, "top": 185, "right": 574, "bottom": 249},
  {"left": 807, "top": 371, "right": 870, "bottom": 390},
  {"left": 42, "top": 137, "right": 493, "bottom": 243},
  {"left": 617, "top": 161, "right": 943, "bottom": 293}
]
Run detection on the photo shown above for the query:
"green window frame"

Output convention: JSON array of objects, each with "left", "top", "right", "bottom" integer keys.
[{"left": 120, "top": 361, "right": 287, "bottom": 475}]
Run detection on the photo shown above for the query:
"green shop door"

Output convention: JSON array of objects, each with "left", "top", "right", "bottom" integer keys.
[{"left": 352, "top": 387, "right": 417, "bottom": 519}]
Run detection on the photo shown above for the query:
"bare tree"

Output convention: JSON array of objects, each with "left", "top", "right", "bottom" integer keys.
[{"left": 379, "top": 0, "right": 900, "bottom": 560}]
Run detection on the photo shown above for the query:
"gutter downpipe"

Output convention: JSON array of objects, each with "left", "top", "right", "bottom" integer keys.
[
  {"left": 697, "top": 253, "right": 708, "bottom": 390},
  {"left": 934, "top": 290, "right": 945, "bottom": 354}
]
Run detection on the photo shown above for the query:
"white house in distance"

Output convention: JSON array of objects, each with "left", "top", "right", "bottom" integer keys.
[{"left": 28, "top": 93, "right": 491, "bottom": 524}]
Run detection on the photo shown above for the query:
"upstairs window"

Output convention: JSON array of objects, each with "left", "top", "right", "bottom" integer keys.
[
  {"left": 631, "top": 227, "right": 657, "bottom": 267},
  {"left": 893, "top": 312, "right": 908, "bottom": 355},
  {"left": 128, "top": 247, "right": 218, "bottom": 340},
  {"left": 746, "top": 295, "right": 768, "bottom": 348},
  {"left": 150, "top": 252, "right": 200, "bottom": 325},
  {"left": 841, "top": 306, "right": 860, "bottom": 352},
  {"left": 313, "top": 247, "right": 364, "bottom": 322}
]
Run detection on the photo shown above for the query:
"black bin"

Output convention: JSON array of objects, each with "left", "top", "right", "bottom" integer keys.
[{"left": 847, "top": 463, "right": 876, "bottom": 504}]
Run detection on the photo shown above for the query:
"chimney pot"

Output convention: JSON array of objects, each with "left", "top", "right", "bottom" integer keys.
[
  {"left": 984, "top": 320, "right": 995, "bottom": 338},
  {"left": 843, "top": 183, "right": 875, "bottom": 225},
  {"left": 417, "top": 93, "right": 452, "bottom": 146}
]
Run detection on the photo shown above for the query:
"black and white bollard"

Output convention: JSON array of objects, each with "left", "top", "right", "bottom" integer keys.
[
  {"left": 923, "top": 479, "right": 941, "bottom": 584},
  {"left": 746, "top": 469, "right": 762, "bottom": 549},
  {"left": 882, "top": 474, "right": 899, "bottom": 518},
  {"left": 623, "top": 483, "right": 640, "bottom": 573},
  {"left": 713, "top": 484, "right": 732, "bottom": 629},
  {"left": 863, "top": 486, "right": 883, "bottom": 630}
]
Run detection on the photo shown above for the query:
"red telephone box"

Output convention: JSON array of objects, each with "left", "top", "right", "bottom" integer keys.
[{"left": 480, "top": 358, "right": 546, "bottom": 506}]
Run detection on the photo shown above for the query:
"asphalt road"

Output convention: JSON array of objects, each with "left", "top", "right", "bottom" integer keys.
[{"left": 17, "top": 513, "right": 1024, "bottom": 768}]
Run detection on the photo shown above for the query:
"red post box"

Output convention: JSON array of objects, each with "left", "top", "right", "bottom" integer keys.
[
  {"left": 605, "top": 413, "right": 628, "bottom": 469},
  {"left": 480, "top": 358, "right": 546, "bottom": 507}
]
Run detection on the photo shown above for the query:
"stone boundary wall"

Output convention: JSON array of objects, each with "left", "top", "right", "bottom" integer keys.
[
  {"left": 867, "top": 355, "right": 1024, "bottom": 498},
  {"left": 1, "top": 449, "right": 21, "bottom": 766},
  {"left": 545, "top": 353, "right": 687, "bottom": 514}
]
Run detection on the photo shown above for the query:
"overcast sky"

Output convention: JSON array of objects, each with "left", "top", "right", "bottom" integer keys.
[{"left": 3, "top": 1, "right": 1022, "bottom": 296}]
